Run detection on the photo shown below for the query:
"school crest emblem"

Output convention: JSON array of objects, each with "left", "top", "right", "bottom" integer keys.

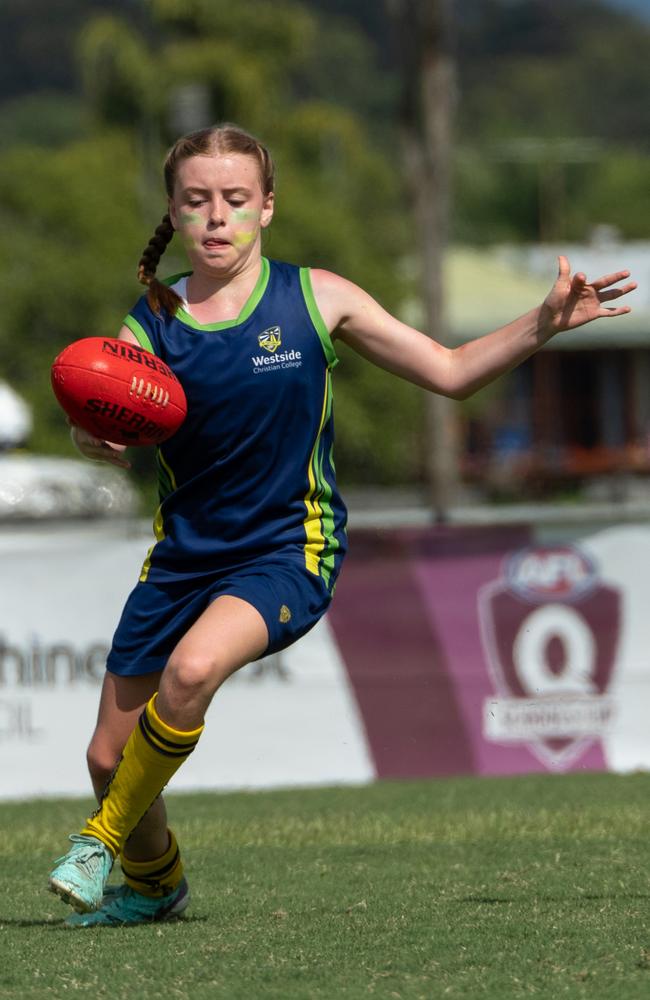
[{"left": 258, "top": 327, "right": 282, "bottom": 353}]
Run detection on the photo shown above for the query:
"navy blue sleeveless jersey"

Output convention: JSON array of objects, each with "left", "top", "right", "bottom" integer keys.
[{"left": 123, "top": 258, "right": 347, "bottom": 590}]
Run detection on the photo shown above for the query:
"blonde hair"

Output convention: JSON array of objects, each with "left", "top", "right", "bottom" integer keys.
[{"left": 137, "top": 123, "right": 275, "bottom": 316}]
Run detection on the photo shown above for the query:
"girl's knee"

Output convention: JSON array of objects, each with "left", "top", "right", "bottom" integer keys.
[
  {"left": 86, "top": 738, "right": 121, "bottom": 787},
  {"left": 165, "top": 651, "right": 229, "bottom": 697}
]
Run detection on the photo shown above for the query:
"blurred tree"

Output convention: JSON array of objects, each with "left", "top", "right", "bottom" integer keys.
[
  {"left": 453, "top": 0, "right": 650, "bottom": 242},
  {"left": 0, "top": 133, "right": 147, "bottom": 453},
  {"left": 0, "top": 93, "right": 90, "bottom": 151},
  {"left": 0, "top": 0, "right": 138, "bottom": 99},
  {"left": 457, "top": 0, "right": 650, "bottom": 144},
  {"left": 2, "top": 0, "right": 649, "bottom": 493},
  {"left": 0, "top": 0, "right": 422, "bottom": 493},
  {"left": 388, "top": 0, "right": 460, "bottom": 519},
  {"left": 565, "top": 152, "right": 650, "bottom": 240}
]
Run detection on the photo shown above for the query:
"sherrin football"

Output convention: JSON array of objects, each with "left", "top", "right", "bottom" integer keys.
[{"left": 51, "top": 337, "right": 187, "bottom": 445}]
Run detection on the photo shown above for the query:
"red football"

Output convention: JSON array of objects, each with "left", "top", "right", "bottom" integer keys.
[{"left": 51, "top": 337, "right": 187, "bottom": 446}]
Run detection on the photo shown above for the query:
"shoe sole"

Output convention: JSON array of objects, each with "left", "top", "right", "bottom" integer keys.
[
  {"left": 159, "top": 890, "right": 190, "bottom": 921},
  {"left": 62, "top": 887, "right": 191, "bottom": 928},
  {"left": 48, "top": 877, "right": 98, "bottom": 914}
]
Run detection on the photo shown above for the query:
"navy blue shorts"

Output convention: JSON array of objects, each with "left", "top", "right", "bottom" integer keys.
[{"left": 106, "top": 555, "right": 335, "bottom": 677}]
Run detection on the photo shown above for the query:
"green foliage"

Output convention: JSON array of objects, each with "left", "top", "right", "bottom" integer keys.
[
  {"left": 453, "top": 0, "right": 650, "bottom": 243},
  {"left": 0, "top": 0, "right": 418, "bottom": 491},
  {"left": 0, "top": 0, "right": 132, "bottom": 101},
  {"left": 563, "top": 152, "right": 650, "bottom": 240},
  {"left": 0, "top": 133, "right": 149, "bottom": 452},
  {"left": 2, "top": 0, "right": 649, "bottom": 488},
  {"left": 0, "top": 93, "right": 90, "bottom": 151},
  {"left": 453, "top": 151, "right": 543, "bottom": 244},
  {"left": 154, "top": 0, "right": 316, "bottom": 53},
  {"left": 77, "top": 15, "right": 160, "bottom": 126}
]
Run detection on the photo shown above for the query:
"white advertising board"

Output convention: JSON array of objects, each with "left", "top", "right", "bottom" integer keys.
[
  {"left": 4, "top": 518, "right": 650, "bottom": 800},
  {"left": 0, "top": 521, "right": 374, "bottom": 800}
]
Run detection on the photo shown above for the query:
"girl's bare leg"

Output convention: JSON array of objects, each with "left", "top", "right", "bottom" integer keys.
[{"left": 86, "top": 670, "right": 168, "bottom": 860}]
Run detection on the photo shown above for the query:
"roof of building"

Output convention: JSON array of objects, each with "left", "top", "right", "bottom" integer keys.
[{"left": 431, "top": 240, "right": 650, "bottom": 350}]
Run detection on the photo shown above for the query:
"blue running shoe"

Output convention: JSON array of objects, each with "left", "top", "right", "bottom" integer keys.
[
  {"left": 48, "top": 834, "right": 114, "bottom": 913},
  {"left": 63, "top": 878, "right": 190, "bottom": 927}
]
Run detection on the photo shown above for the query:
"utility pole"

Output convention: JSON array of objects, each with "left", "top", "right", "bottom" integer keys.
[{"left": 387, "top": 0, "right": 459, "bottom": 521}]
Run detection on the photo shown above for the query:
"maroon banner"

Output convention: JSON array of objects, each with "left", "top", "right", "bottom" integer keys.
[
  {"left": 328, "top": 525, "right": 532, "bottom": 778},
  {"left": 328, "top": 523, "right": 627, "bottom": 777}
]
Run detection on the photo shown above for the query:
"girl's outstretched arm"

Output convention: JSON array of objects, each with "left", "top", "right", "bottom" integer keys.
[{"left": 313, "top": 257, "right": 636, "bottom": 400}]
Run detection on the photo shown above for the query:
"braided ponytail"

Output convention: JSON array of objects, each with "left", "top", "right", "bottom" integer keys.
[{"left": 137, "top": 214, "right": 184, "bottom": 316}]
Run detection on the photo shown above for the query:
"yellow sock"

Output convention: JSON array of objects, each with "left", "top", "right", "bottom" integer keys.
[
  {"left": 81, "top": 694, "right": 203, "bottom": 857},
  {"left": 120, "top": 828, "right": 184, "bottom": 898}
]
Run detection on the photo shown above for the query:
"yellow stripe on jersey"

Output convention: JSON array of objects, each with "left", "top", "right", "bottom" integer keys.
[
  {"left": 139, "top": 449, "right": 178, "bottom": 582},
  {"left": 139, "top": 506, "right": 165, "bottom": 582},
  {"left": 303, "top": 369, "right": 331, "bottom": 576}
]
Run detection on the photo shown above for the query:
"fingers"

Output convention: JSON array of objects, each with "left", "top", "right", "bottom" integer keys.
[
  {"left": 69, "top": 423, "right": 131, "bottom": 469},
  {"left": 93, "top": 443, "right": 132, "bottom": 469},
  {"left": 557, "top": 255, "right": 570, "bottom": 279},
  {"left": 598, "top": 282, "right": 637, "bottom": 302},
  {"left": 81, "top": 443, "right": 131, "bottom": 469},
  {"left": 590, "top": 269, "right": 633, "bottom": 291},
  {"left": 598, "top": 305, "right": 632, "bottom": 318},
  {"left": 82, "top": 440, "right": 131, "bottom": 469},
  {"left": 560, "top": 260, "right": 634, "bottom": 295},
  {"left": 570, "top": 265, "right": 636, "bottom": 312}
]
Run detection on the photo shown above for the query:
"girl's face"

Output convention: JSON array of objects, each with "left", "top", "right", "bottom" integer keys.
[{"left": 169, "top": 152, "right": 274, "bottom": 275}]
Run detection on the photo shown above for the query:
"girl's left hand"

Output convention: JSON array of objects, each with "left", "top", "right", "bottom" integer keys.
[{"left": 542, "top": 255, "right": 636, "bottom": 336}]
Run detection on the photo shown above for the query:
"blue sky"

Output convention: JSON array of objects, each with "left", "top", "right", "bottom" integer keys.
[{"left": 605, "top": 0, "right": 650, "bottom": 21}]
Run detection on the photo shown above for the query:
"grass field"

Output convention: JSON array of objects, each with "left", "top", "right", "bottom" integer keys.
[{"left": 2, "top": 772, "right": 650, "bottom": 999}]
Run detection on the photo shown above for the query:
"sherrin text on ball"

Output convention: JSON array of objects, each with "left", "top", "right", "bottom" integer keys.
[{"left": 51, "top": 337, "right": 187, "bottom": 445}]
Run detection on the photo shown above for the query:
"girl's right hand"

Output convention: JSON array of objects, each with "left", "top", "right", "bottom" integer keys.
[{"left": 69, "top": 421, "right": 131, "bottom": 469}]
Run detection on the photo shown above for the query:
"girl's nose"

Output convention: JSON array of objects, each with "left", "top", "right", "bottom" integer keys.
[{"left": 208, "top": 199, "right": 225, "bottom": 226}]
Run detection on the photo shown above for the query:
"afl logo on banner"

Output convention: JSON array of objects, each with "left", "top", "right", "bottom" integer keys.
[{"left": 478, "top": 546, "right": 621, "bottom": 770}]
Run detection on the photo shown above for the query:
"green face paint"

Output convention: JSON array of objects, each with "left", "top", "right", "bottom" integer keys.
[
  {"left": 230, "top": 206, "right": 260, "bottom": 248},
  {"left": 181, "top": 232, "right": 201, "bottom": 250},
  {"left": 231, "top": 208, "right": 258, "bottom": 223},
  {"left": 175, "top": 201, "right": 262, "bottom": 257}
]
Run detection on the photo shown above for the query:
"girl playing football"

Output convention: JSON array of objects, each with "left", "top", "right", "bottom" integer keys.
[{"left": 48, "top": 122, "right": 635, "bottom": 926}]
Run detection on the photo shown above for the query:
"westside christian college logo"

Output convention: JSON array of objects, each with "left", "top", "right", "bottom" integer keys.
[
  {"left": 258, "top": 327, "right": 282, "bottom": 352},
  {"left": 478, "top": 546, "right": 621, "bottom": 769},
  {"left": 251, "top": 326, "right": 303, "bottom": 375}
]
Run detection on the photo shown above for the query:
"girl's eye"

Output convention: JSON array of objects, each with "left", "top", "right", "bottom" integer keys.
[{"left": 187, "top": 199, "right": 205, "bottom": 207}]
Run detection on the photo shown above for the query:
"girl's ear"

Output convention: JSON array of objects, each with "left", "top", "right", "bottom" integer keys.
[{"left": 260, "top": 192, "right": 274, "bottom": 230}]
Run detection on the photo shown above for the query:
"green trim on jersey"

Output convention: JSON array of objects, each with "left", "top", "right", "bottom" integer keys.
[
  {"left": 157, "top": 447, "right": 178, "bottom": 502},
  {"left": 125, "top": 257, "right": 346, "bottom": 587},
  {"left": 124, "top": 316, "right": 155, "bottom": 354},
  {"left": 159, "top": 257, "right": 271, "bottom": 331},
  {"left": 299, "top": 268, "right": 338, "bottom": 370}
]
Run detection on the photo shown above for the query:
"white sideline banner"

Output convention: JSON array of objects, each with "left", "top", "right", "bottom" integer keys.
[
  {"left": 4, "top": 518, "right": 650, "bottom": 800},
  {"left": 0, "top": 522, "right": 375, "bottom": 800}
]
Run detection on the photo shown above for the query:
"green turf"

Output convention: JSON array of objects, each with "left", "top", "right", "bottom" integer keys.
[{"left": 2, "top": 772, "right": 650, "bottom": 999}]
